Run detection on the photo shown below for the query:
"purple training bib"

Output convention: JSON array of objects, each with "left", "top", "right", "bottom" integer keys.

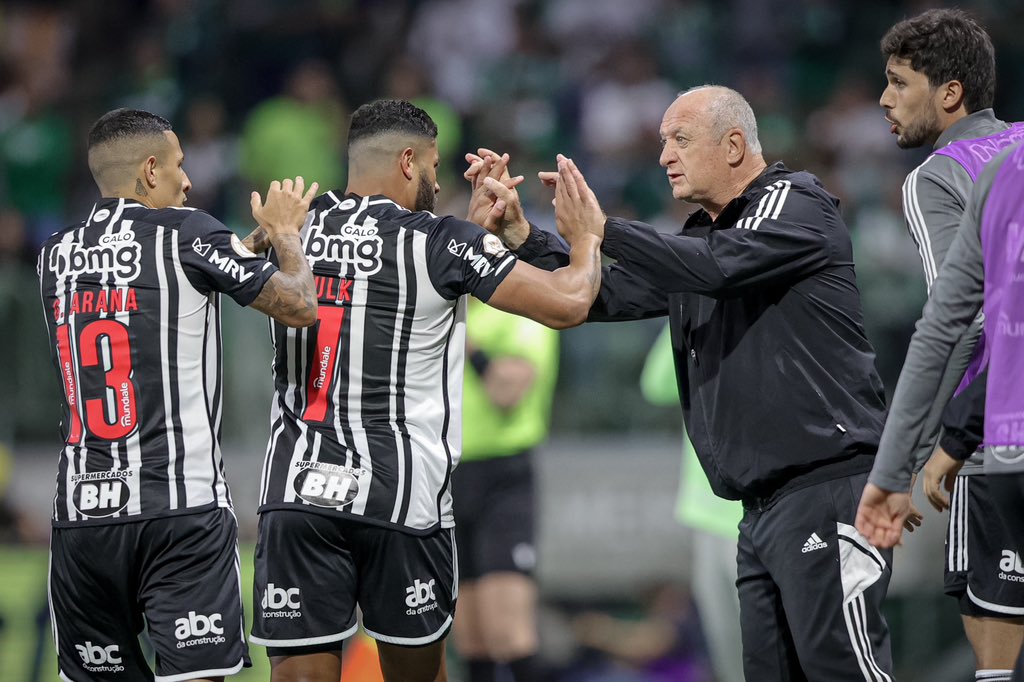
[
  {"left": 935, "top": 123, "right": 1024, "bottom": 394},
  {"left": 979, "top": 142, "right": 1024, "bottom": 447},
  {"left": 934, "top": 121, "right": 1024, "bottom": 182}
]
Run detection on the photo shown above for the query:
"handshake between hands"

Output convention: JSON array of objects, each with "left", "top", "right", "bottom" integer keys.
[{"left": 463, "top": 148, "right": 606, "bottom": 250}]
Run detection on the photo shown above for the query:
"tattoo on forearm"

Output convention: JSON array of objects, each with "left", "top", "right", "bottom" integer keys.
[
  {"left": 253, "top": 235, "right": 316, "bottom": 322},
  {"left": 135, "top": 179, "right": 148, "bottom": 197},
  {"left": 243, "top": 226, "right": 269, "bottom": 253}
]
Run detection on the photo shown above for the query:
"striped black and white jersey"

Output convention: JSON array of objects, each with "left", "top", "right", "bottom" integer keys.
[
  {"left": 258, "top": 192, "right": 517, "bottom": 534},
  {"left": 38, "top": 198, "right": 277, "bottom": 526}
]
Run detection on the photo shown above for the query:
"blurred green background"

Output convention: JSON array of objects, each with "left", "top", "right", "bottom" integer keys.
[{"left": 3, "top": 0, "right": 1022, "bottom": 679}]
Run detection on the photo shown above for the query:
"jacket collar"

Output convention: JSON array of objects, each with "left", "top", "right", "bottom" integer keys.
[
  {"left": 934, "top": 109, "right": 1000, "bottom": 150},
  {"left": 684, "top": 161, "right": 791, "bottom": 229}
]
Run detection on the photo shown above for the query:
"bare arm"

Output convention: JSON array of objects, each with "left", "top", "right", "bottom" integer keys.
[
  {"left": 241, "top": 226, "right": 270, "bottom": 254},
  {"left": 484, "top": 158, "right": 603, "bottom": 329},
  {"left": 248, "top": 177, "right": 319, "bottom": 327},
  {"left": 487, "top": 249, "right": 601, "bottom": 329},
  {"left": 250, "top": 233, "right": 317, "bottom": 326}
]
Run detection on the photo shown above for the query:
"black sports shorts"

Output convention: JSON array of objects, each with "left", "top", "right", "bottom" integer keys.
[
  {"left": 452, "top": 450, "right": 536, "bottom": 580},
  {"left": 945, "top": 473, "right": 1024, "bottom": 618},
  {"left": 49, "top": 507, "right": 249, "bottom": 682},
  {"left": 251, "top": 509, "right": 456, "bottom": 654}
]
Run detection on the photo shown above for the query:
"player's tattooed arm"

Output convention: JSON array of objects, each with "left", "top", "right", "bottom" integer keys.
[
  {"left": 250, "top": 233, "right": 317, "bottom": 326},
  {"left": 241, "top": 226, "right": 270, "bottom": 253},
  {"left": 248, "top": 177, "right": 319, "bottom": 327}
]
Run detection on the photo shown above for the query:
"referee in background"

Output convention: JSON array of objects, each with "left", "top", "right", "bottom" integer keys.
[{"left": 451, "top": 299, "right": 559, "bottom": 682}]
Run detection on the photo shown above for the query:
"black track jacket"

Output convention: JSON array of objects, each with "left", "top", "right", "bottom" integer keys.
[{"left": 517, "top": 162, "right": 887, "bottom": 502}]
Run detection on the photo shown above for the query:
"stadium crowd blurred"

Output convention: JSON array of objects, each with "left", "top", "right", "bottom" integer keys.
[
  {"left": 4, "top": 0, "right": 1024, "bottom": 441},
  {"left": 3, "top": 1, "right": 1024, "bottom": 680}
]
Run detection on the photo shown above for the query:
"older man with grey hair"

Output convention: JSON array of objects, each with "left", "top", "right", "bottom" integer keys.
[{"left": 469, "top": 84, "right": 894, "bottom": 681}]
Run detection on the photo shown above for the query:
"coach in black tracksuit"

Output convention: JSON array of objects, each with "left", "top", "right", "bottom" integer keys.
[{"left": 475, "top": 86, "right": 893, "bottom": 681}]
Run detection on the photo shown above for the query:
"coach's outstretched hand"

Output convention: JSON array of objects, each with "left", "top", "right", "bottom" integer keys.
[
  {"left": 541, "top": 155, "right": 605, "bottom": 244},
  {"left": 251, "top": 176, "right": 319, "bottom": 239},
  {"left": 856, "top": 483, "right": 912, "bottom": 548}
]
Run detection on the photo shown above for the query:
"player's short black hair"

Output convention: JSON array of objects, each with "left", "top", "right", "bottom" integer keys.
[
  {"left": 881, "top": 8, "right": 995, "bottom": 113},
  {"left": 348, "top": 99, "right": 437, "bottom": 146},
  {"left": 88, "top": 109, "right": 173, "bottom": 149}
]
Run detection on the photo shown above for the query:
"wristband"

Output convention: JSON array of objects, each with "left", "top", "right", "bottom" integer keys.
[{"left": 469, "top": 349, "right": 491, "bottom": 376}]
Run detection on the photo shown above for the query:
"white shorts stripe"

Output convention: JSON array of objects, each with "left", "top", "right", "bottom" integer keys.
[
  {"left": 362, "top": 614, "right": 453, "bottom": 647},
  {"left": 966, "top": 585, "right": 1024, "bottom": 616},
  {"left": 249, "top": 621, "right": 359, "bottom": 648},
  {"left": 154, "top": 660, "right": 245, "bottom": 682}
]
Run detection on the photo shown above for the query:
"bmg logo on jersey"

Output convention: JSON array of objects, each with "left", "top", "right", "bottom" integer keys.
[
  {"left": 999, "top": 550, "right": 1024, "bottom": 583},
  {"left": 174, "top": 611, "right": 226, "bottom": 649},
  {"left": 405, "top": 578, "right": 438, "bottom": 615},
  {"left": 49, "top": 236, "right": 142, "bottom": 282},
  {"left": 71, "top": 474, "right": 132, "bottom": 518},
  {"left": 262, "top": 583, "right": 302, "bottom": 619},
  {"left": 307, "top": 217, "right": 383, "bottom": 277},
  {"left": 75, "top": 641, "right": 125, "bottom": 673}
]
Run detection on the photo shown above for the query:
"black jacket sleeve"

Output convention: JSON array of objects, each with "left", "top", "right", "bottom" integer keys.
[
  {"left": 514, "top": 225, "right": 667, "bottom": 321},
  {"left": 939, "top": 370, "right": 986, "bottom": 460},
  {"left": 600, "top": 181, "right": 837, "bottom": 297}
]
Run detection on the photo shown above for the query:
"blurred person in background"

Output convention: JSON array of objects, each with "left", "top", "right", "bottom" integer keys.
[
  {"left": 859, "top": 10, "right": 1024, "bottom": 680},
  {"left": 240, "top": 59, "right": 347, "bottom": 196},
  {"left": 578, "top": 39, "right": 676, "bottom": 205},
  {"left": 452, "top": 299, "right": 559, "bottom": 682},
  {"left": 383, "top": 54, "right": 462, "bottom": 174},
  {"left": 472, "top": 84, "right": 894, "bottom": 681},
  {"left": 180, "top": 95, "right": 238, "bottom": 218},
  {"left": 641, "top": 324, "right": 743, "bottom": 682},
  {"left": 39, "top": 108, "right": 318, "bottom": 682},
  {"left": 249, "top": 98, "right": 604, "bottom": 682},
  {"left": 0, "top": 54, "right": 73, "bottom": 252},
  {"left": 382, "top": 53, "right": 466, "bottom": 220},
  {"left": 0, "top": 442, "right": 35, "bottom": 544},
  {"left": 568, "top": 582, "right": 710, "bottom": 682},
  {"left": 117, "top": 35, "right": 181, "bottom": 119}
]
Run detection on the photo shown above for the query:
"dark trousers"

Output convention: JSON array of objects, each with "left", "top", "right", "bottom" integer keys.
[{"left": 737, "top": 471, "right": 894, "bottom": 681}]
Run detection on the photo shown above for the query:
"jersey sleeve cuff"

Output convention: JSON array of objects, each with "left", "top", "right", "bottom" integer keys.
[
  {"left": 867, "top": 469, "right": 912, "bottom": 494},
  {"left": 514, "top": 223, "right": 559, "bottom": 260}
]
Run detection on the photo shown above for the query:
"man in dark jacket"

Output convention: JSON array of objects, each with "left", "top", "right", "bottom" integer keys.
[{"left": 469, "top": 85, "right": 892, "bottom": 681}]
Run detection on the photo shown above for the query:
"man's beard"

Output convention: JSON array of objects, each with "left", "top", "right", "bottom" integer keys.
[
  {"left": 414, "top": 174, "right": 435, "bottom": 212},
  {"left": 896, "top": 105, "right": 941, "bottom": 149}
]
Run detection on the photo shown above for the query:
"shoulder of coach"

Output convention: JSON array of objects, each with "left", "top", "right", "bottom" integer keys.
[
  {"left": 736, "top": 164, "right": 842, "bottom": 220},
  {"left": 731, "top": 163, "right": 850, "bottom": 250}
]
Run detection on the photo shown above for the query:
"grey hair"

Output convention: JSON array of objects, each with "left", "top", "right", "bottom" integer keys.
[{"left": 680, "top": 85, "right": 762, "bottom": 155}]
